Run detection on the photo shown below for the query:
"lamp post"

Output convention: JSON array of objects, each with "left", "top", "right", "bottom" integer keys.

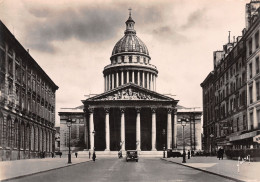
[
  {"left": 92, "top": 130, "right": 96, "bottom": 152},
  {"left": 178, "top": 118, "right": 188, "bottom": 163},
  {"left": 66, "top": 116, "right": 72, "bottom": 164},
  {"left": 210, "top": 134, "right": 214, "bottom": 156},
  {"left": 162, "top": 129, "right": 166, "bottom": 158}
]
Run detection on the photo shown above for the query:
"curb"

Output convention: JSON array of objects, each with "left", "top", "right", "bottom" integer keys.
[
  {"left": 1, "top": 160, "right": 91, "bottom": 182},
  {"left": 160, "top": 158, "right": 245, "bottom": 182}
]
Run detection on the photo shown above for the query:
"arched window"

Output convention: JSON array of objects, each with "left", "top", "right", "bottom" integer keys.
[
  {"left": 129, "top": 56, "right": 132, "bottom": 63},
  {"left": 26, "top": 124, "right": 30, "bottom": 150},
  {"left": 6, "top": 116, "right": 12, "bottom": 147},
  {"left": 39, "top": 128, "right": 42, "bottom": 151},
  {"left": 49, "top": 132, "right": 52, "bottom": 152},
  {"left": 14, "top": 119, "right": 18, "bottom": 148},
  {"left": 35, "top": 126, "right": 38, "bottom": 151},
  {"left": 31, "top": 125, "right": 34, "bottom": 151},
  {"left": 0, "top": 111, "right": 3, "bottom": 146},
  {"left": 20, "top": 122, "right": 25, "bottom": 149},
  {"left": 46, "top": 131, "right": 49, "bottom": 152}
]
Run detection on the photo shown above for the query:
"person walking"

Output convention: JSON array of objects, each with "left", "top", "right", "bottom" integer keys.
[
  {"left": 188, "top": 150, "right": 190, "bottom": 159},
  {"left": 217, "top": 148, "right": 221, "bottom": 160},
  {"left": 220, "top": 148, "right": 224, "bottom": 160},
  {"left": 75, "top": 152, "right": 78, "bottom": 158},
  {"left": 92, "top": 152, "right": 96, "bottom": 162}
]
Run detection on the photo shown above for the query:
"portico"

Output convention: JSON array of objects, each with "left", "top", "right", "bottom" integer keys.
[{"left": 83, "top": 83, "right": 178, "bottom": 152}]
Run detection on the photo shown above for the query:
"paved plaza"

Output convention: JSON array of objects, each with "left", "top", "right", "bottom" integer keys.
[{"left": 0, "top": 155, "right": 259, "bottom": 181}]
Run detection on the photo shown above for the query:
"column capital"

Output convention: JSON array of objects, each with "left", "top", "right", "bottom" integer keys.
[
  {"left": 88, "top": 107, "right": 94, "bottom": 113},
  {"left": 151, "top": 107, "right": 156, "bottom": 113},
  {"left": 135, "top": 107, "right": 141, "bottom": 113},
  {"left": 173, "top": 108, "right": 177, "bottom": 115},
  {"left": 167, "top": 107, "right": 173, "bottom": 114},
  {"left": 120, "top": 107, "right": 125, "bottom": 113},
  {"left": 104, "top": 107, "right": 110, "bottom": 113}
]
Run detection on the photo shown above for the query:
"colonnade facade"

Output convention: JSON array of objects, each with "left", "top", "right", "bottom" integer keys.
[
  {"left": 104, "top": 69, "right": 157, "bottom": 92},
  {"left": 86, "top": 106, "right": 178, "bottom": 151}
]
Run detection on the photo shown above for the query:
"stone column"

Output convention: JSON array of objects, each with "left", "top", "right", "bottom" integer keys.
[
  {"left": 112, "top": 73, "right": 114, "bottom": 89},
  {"left": 106, "top": 75, "right": 109, "bottom": 91},
  {"left": 132, "top": 70, "right": 135, "bottom": 83},
  {"left": 152, "top": 74, "right": 154, "bottom": 91},
  {"left": 83, "top": 109, "right": 89, "bottom": 150},
  {"left": 137, "top": 71, "right": 140, "bottom": 86},
  {"left": 105, "top": 107, "right": 110, "bottom": 151},
  {"left": 120, "top": 108, "right": 125, "bottom": 151},
  {"left": 136, "top": 107, "right": 141, "bottom": 151},
  {"left": 155, "top": 76, "right": 157, "bottom": 91},
  {"left": 167, "top": 108, "right": 172, "bottom": 149},
  {"left": 116, "top": 72, "right": 119, "bottom": 88},
  {"left": 127, "top": 71, "right": 129, "bottom": 83},
  {"left": 173, "top": 109, "right": 177, "bottom": 149},
  {"left": 121, "top": 71, "right": 124, "bottom": 86},
  {"left": 151, "top": 107, "right": 157, "bottom": 151},
  {"left": 88, "top": 108, "right": 94, "bottom": 151},
  {"left": 108, "top": 74, "right": 111, "bottom": 91},
  {"left": 142, "top": 71, "right": 145, "bottom": 88},
  {"left": 103, "top": 76, "right": 105, "bottom": 92}
]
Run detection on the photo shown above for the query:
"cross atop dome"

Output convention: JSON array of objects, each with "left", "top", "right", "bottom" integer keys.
[
  {"left": 125, "top": 8, "right": 136, "bottom": 34},
  {"left": 128, "top": 8, "right": 132, "bottom": 17}
]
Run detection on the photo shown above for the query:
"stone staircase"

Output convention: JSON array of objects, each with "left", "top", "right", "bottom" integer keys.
[{"left": 77, "top": 150, "right": 164, "bottom": 158}]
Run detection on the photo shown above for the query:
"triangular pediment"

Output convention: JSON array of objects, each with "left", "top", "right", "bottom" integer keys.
[{"left": 85, "top": 83, "right": 177, "bottom": 102}]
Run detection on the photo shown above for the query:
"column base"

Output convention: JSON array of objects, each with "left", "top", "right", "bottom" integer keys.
[
  {"left": 105, "top": 149, "right": 110, "bottom": 151},
  {"left": 151, "top": 149, "right": 157, "bottom": 151}
]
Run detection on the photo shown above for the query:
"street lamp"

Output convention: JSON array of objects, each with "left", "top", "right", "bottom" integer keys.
[
  {"left": 92, "top": 130, "right": 96, "bottom": 151},
  {"left": 66, "top": 116, "right": 72, "bottom": 164},
  {"left": 178, "top": 118, "right": 189, "bottom": 163},
  {"left": 210, "top": 134, "right": 214, "bottom": 156},
  {"left": 162, "top": 129, "right": 166, "bottom": 158}
]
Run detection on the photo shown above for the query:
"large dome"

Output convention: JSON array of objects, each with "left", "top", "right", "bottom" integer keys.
[
  {"left": 112, "top": 34, "right": 149, "bottom": 56},
  {"left": 111, "top": 15, "right": 150, "bottom": 59}
]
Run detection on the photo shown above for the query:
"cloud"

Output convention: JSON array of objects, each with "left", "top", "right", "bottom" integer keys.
[
  {"left": 22, "top": 1, "right": 171, "bottom": 53},
  {"left": 181, "top": 8, "right": 208, "bottom": 30}
]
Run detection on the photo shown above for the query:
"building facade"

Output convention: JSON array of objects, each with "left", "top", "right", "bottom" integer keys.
[
  {"left": 59, "top": 13, "right": 202, "bottom": 155},
  {"left": 201, "top": 1, "right": 260, "bottom": 154},
  {"left": 0, "top": 21, "right": 58, "bottom": 161}
]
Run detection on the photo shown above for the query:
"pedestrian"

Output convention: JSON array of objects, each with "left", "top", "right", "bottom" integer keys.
[
  {"left": 220, "top": 148, "right": 224, "bottom": 160},
  {"left": 92, "top": 152, "right": 96, "bottom": 162},
  {"left": 51, "top": 152, "right": 54, "bottom": 158},
  {"left": 217, "top": 149, "right": 221, "bottom": 160},
  {"left": 191, "top": 150, "right": 194, "bottom": 157},
  {"left": 89, "top": 151, "right": 91, "bottom": 159},
  {"left": 188, "top": 150, "right": 190, "bottom": 159},
  {"left": 59, "top": 152, "right": 62, "bottom": 158},
  {"left": 75, "top": 152, "right": 78, "bottom": 158}
]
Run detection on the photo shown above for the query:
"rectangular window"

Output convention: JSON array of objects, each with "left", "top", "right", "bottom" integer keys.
[
  {"left": 256, "top": 57, "right": 259, "bottom": 74},
  {"left": 237, "top": 118, "right": 239, "bottom": 132},
  {"left": 255, "top": 31, "right": 259, "bottom": 49},
  {"left": 257, "top": 110, "right": 260, "bottom": 129},
  {"left": 257, "top": 81, "right": 260, "bottom": 100},
  {"left": 249, "top": 38, "right": 253, "bottom": 55},
  {"left": 250, "top": 112, "right": 253, "bottom": 130},
  {"left": 249, "top": 63, "right": 252, "bottom": 78},
  {"left": 249, "top": 86, "right": 253, "bottom": 104},
  {"left": 243, "top": 115, "right": 247, "bottom": 130}
]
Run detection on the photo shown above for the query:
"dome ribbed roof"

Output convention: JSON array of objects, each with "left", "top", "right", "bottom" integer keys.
[
  {"left": 112, "top": 35, "right": 149, "bottom": 56},
  {"left": 111, "top": 15, "right": 149, "bottom": 57}
]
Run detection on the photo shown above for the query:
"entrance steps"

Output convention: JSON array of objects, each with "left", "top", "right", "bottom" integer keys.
[{"left": 77, "top": 150, "right": 164, "bottom": 158}]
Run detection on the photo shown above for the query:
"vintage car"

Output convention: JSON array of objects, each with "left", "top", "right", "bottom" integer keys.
[{"left": 126, "top": 150, "right": 138, "bottom": 162}]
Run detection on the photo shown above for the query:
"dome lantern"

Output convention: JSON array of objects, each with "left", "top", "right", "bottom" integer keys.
[{"left": 125, "top": 8, "right": 136, "bottom": 35}]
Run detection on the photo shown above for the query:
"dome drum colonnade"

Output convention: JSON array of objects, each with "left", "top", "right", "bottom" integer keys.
[{"left": 103, "top": 13, "right": 158, "bottom": 92}]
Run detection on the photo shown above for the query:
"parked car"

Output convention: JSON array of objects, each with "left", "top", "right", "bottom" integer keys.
[{"left": 126, "top": 150, "right": 138, "bottom": 162}]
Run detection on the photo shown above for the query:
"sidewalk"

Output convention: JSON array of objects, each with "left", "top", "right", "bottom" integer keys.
[
  {"left": 0, "top": 155, "right": 91, "bottom": 181},
  {"left": 162, "top": 156, "right": 260, "bottom": 182}
]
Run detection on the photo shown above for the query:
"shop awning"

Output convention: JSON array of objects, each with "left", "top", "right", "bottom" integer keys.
[{"left": 229, "top": 130, "right": 260, "bottom": 142}]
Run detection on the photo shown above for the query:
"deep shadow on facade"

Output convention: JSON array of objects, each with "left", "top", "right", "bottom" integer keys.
[
  {"left": 0, "top": 21, "right": 58, "bottom": 161},
  {"left": 59, "top": 14, "right": 202, "bottom": 155}
]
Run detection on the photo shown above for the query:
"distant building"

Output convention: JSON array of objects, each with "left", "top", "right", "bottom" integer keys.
[
  {"left": 201, "top": 1, "right": 260, "bottom": 154},
  {"left": 55, "top": 127, "right": 60, "bottom": 152},
  {"left": 59, "top": 13, "right": 202, "bottom": 155},
  {"left": 0, "top": 20, "right": 58, "bottom": 161}
]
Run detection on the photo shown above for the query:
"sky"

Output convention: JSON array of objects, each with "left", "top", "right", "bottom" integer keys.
[{"left": 0, "top": 0, "right": 247, "bottom": 126}]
